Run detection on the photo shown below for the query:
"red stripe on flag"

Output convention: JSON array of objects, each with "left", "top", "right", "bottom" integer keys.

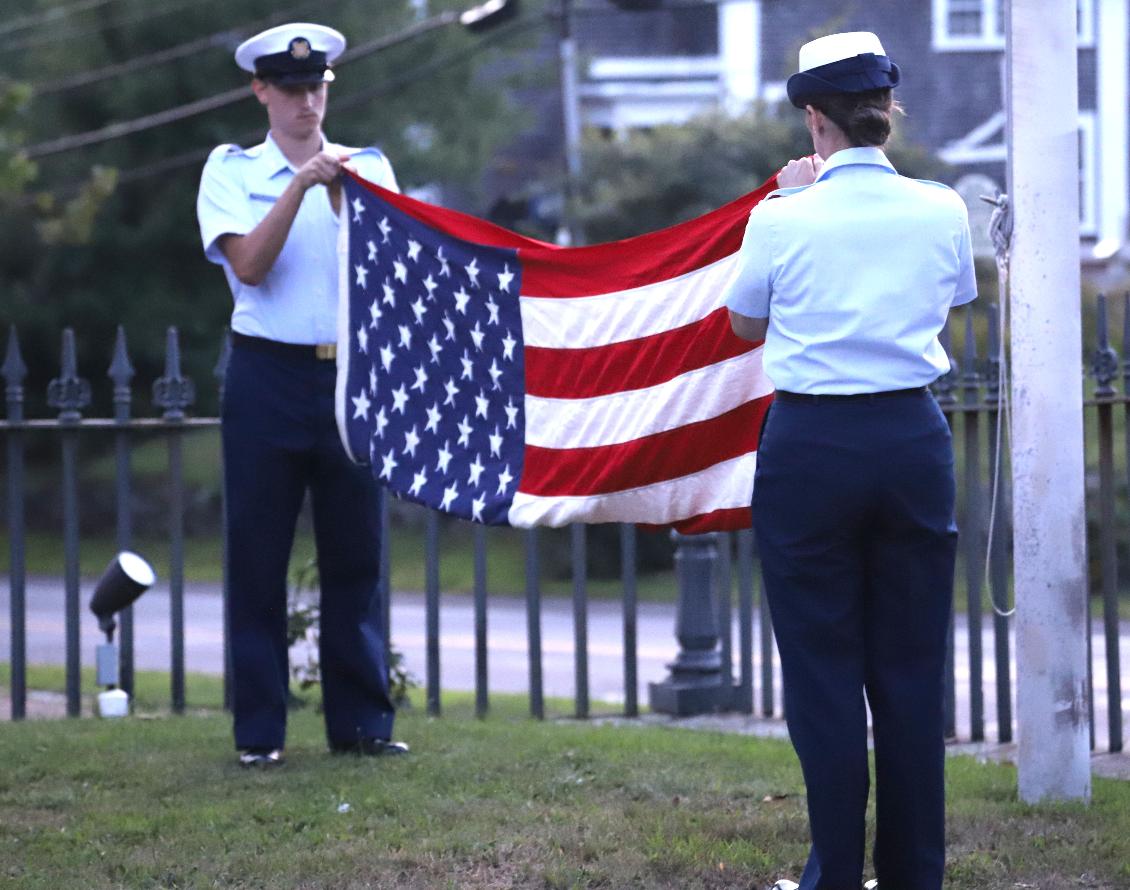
[
  {"left": 525, "top": 308, "right": 759, "bottom": 399},
  {"left": 655, "top": 507, "right": 752, "bottom": 534},
  {"left": 518, "top": 397, "right": 770, "bottom": 497},
  {"left": 347, "top": 170, "right": 779, "bottom": 298}
]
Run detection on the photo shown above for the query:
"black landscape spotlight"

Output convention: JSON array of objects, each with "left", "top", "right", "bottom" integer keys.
[{"left": 89, "top": 551, "right": 156, "bottom": 717}]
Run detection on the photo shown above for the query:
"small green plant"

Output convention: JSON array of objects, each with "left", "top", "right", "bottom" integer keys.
[{"left": 287, "top": 557, "right": 417, "bottom": 707}]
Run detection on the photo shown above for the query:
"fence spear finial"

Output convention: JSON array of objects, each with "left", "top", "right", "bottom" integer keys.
[
  {"left": 1092, "top": 293, "right": 1119, "bottom": 398},
  {"left": 47, "top": 328, "right": 92, "bottom": 422},
  {"left": 153, "top": 326, "right": 195, "bottom": 421},
  {"left": 108, "top": 325, "right": 135, "bottom": 421}
]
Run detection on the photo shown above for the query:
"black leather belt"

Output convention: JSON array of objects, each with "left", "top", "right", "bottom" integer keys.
[
  {"left": 231, "top": 332, "right": 337, "bottom": 361},
  {"left": 774, "top": 387, "right": 928, "bottom": 403}
]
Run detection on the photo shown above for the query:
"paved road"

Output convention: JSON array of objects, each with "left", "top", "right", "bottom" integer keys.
[{"left": 1, "top": 577, "right": 1126, "bottom": 749}]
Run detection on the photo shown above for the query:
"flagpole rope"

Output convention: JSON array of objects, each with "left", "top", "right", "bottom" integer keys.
[{"left": 982, "top": 191, "right": 1015, "bottom": 618}]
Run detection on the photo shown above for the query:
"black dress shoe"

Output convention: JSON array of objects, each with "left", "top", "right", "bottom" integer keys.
[
  {"left": 330, "top": 737, "right": 410, "bottom": 757},
  {"left": 238, "top": 748, "right": 285, "bottom": 768}
]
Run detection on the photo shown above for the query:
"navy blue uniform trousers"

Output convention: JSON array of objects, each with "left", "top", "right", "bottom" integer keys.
[
  {"left": 752, "top": 390, "right": 956, "bottom": 890},
  {"left": 222, "top": 342, "right": 395, "bottom": 751}
]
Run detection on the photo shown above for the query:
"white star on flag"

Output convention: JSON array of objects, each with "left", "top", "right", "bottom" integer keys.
[
  {"left": 460, "top": 349, "right": 474, "bottom": 381},
  {"left": 502, "top": 330, "right": 516, "bottom": 361},
  {"left": 403, "top": 425, "right": 421, "bottom": 458},
  {"left": 411, "top": 364, "right": 429, "bottom": 392},
  {"left": 356, "top": 325, "right": 369, "bottom": 354},
  {"left": 489, "top": 426, "right": 503, "bottom": 458},
  {"left": 504, "top": 397, "right": 519, "bottom": 429},
  {"left": 497, "top": 263, "right": 514, "bottom": 292},
  {"left": 471, "top": 495, "right": 486, "bottom": 522},
  {"left": 368, "top": 366, "right": 378, "bottom": 395},
  {"left": 443, "top": 377, "right": 460, "bottom": 406},
  {"left": 351, "top": 197, "right": 365, "bottom": 223},
  {"left": 488, "top": 359, "right": 502, "bottom": 390},
  {"left": 355, "top": 264, "right": 368, "bottom": 288},
  {"left": 465, "top": 256, "right": 480, "bottom": 287},
  {"left": 436, "top": 440, "right": 453, "bottom": 473},
  {"left": 486, "top": 295, "right": 500, "bottom": 325},
  {"left": 409, "top": 468, "right": 428, "bottom": 497},
  {"left": 442, "top": 313, "right": 456, "bottom": 341},
  {"left": 367, "top": 240, "right": 378, "bottom": 262},
  {"left": 425, "top": 402, "right": 442, "bottom": 434},
  {"left": 457, "top": 415, "right": 473, "bottom": 447},
  {"left": 440, "top": 484, "right": 459, "bottom": 511},
  {"left": 423, "top": 274, "right": 438, "bottom": 301},
  {"left": 468, "top": 453, "right": 485, "bottom": 486},
  {"left": 427, "top": 334, "right": 443, "bottom": 364},
  {"left": 379, "top": 448, "right": 398, "bottom": 480},
  {"left": 393, "top": 259, "right": 408, "bottom": 284},
  {"left": 378, "top": 216, "right": 391, "bottom": 242},
  {"left": 496, "top": 463, "right": 514, "bottom": 495},
  {"left": 398, "top": 325, "right": 412, "bottom": 350},
  {"left": 368, "top": 299, "right": 381, "bottom": 329},
  {"left": 374, "top": 406, "right": 388, "bottom": 438},
  {"left": 470, "top": 321, "right": 485, "bottom": 351},
  {"left": 453, "top": 287, "right": 471, "bottom": 315},
  {"left": 474, "top": 390, "right": 489, "bottom": 419},
  {"left": 351, "top": 388, "right": 371, "bottom": 420},
  {"left": 391, "top": 384, "right": 409, "bottom": 414},
  {"left": 436, "top": 245, "right": 450, "bottom": 277},
  {"left": 382, "top": 279, "right": 396, "bottom": 306},
  {"left": 379, "top": 344, "right": 395, "bottom": 373},
  {"left": 407, "top": 239, "right": 422, "bottom": 261},
  {"left": 411, "top": 297, "right": 427, "bottom": 326}
]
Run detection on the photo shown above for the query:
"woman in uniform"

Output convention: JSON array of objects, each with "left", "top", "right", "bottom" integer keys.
[{"left": 724, "top": 31, "right": 977, "bottom": 890}]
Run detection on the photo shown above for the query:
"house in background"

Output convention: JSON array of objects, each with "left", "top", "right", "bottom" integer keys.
[{"left": 568, "top": 0, "right": 1129, "bottom": 267}]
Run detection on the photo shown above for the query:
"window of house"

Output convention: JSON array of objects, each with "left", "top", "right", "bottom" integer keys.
[
  {"left": 1079, "top": 112, "right": 1097, "bottom": 236},
  {"left": 933, "top": 0, "right": 1093, "bottom": 50}
]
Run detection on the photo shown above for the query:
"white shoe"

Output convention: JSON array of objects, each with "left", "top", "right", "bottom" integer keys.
[
  {"left": 771, "top": 882, "right": 800, "bottom": 890},
  {"left": 863, "top": 881, "right": 878, "bottom": 889}
]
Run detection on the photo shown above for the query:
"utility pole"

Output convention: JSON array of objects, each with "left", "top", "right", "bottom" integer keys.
[
  {"left": 1006, "top": 0, "right": 1091, "bottom": 803},
  {"left": 557, "top": 0, "right": 583, "bottom": 245}
]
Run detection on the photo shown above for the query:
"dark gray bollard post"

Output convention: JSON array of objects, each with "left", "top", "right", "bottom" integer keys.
[{"left": 648, "top": 531, "right": 725, "bottom": 715}]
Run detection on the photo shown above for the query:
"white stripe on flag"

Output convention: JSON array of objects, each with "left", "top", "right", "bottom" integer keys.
[
  {"left": 508, "top": 452, "right": 757, "bottom": 527},
  {"left": 523, "top": 347, "right": 769, "bottom": 450},
  {"left": 519, "top": 253, "right": 740, "bottom": 349}
]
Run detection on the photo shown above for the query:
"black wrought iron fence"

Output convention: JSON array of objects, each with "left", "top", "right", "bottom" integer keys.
[{"left": 2, "top": 301, "right": 1127, "bottom": 755}]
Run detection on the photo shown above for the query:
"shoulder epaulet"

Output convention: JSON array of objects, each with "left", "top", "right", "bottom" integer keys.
[
  {"left": 912, "top": 178, "right": 957, "bottom": 193},
  {"left": 764, "top": 184, "right": 813, "bottom": 201},
  {"left": 207, "top": 143, "right": 263, "bottom": 163}
]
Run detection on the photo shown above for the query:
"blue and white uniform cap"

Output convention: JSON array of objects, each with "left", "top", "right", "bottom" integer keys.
[
  {"left": 786, "top": 31, "right": 900, "bottom": 109},
  {"left": 234, "top": 22, "right": 346, "bottom": 85}
]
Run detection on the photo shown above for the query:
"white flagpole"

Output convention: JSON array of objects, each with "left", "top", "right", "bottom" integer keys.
[{"left": 1006, "top": 0, "right": 1092, "bottom": 802}]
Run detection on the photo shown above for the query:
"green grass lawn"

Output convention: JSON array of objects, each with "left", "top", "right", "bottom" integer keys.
[{"left": 2, "top": 673, "right": 1129, "bottom": 889}]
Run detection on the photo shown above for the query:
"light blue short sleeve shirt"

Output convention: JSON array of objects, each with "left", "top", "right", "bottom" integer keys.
[
  {"left": 722, "top": 147, "right": 977, "bottom": 394},
  {"left": 197, "top": 134, "right": 398, "bottom": 345}
]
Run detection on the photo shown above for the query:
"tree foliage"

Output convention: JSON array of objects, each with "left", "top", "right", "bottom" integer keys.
[{"left": 575, "top": 105, "right": 950, "bottom": 243}]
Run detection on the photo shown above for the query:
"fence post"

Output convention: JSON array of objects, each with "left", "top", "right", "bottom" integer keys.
[
  {"left": 571, "top": 524, "right": 589, "bottom": 719},
  {"left": 962, "top": 309, "right": 985, "bottom": 741},
  {"left": 3, "top": 328, "right": 28, "bottom": 720},
  {"left": 620, "top": 524, "right": 638, "bottom": 717},
  {"left": 108, "top": 326, "right": 136, "bottom": 697},
  {"left": 936, "top": 316, "right": 959, "bottom": 739},
  {"left": 649, "top": 532, "right": 725, "bottom": 715},
  {"left": 47, "top": 328, "right": 91, "bottom": 718},
  {"left": 153, "top": 327, "right": 195, "bottom": 714},
  {"left": 425, "top": 510, "right": 441, "bottom": 716},
  {"left": 213, "top": 332, "right": 233, "bottom": 712},
  {"left": 1091, "top": 294, "right": 1122, "bottom": 753}
]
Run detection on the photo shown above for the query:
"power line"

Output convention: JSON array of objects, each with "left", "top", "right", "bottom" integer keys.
[
  {"left": 31, "top": 0, "right": 333, "bottom": 96},
  {"left": 10, "top": 0, "right": 222, "bottom": 52},
  {"left": 24, "top": 10, "right": 466, "bottom": 160},
  {"left": 0, "top": 0, "right": 121, "bottom": 39}
]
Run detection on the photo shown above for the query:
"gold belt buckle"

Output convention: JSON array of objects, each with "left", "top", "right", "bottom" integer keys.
[{"left": 314, "top": 343, "right": 337, "bottom": 361}]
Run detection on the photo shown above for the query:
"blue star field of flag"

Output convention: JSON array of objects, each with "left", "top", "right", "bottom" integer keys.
[{"left": 341, "top": 178, "right": 526, "bottom": 525}]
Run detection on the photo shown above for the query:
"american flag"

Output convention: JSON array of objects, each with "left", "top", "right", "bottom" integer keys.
[{"left": 335, "top": 171, "right": 777, "bottom": 533}]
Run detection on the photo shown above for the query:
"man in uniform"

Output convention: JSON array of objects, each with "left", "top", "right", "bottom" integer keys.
[{"left": 196, "top": 22, "right": 407, "bottom": 767}]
